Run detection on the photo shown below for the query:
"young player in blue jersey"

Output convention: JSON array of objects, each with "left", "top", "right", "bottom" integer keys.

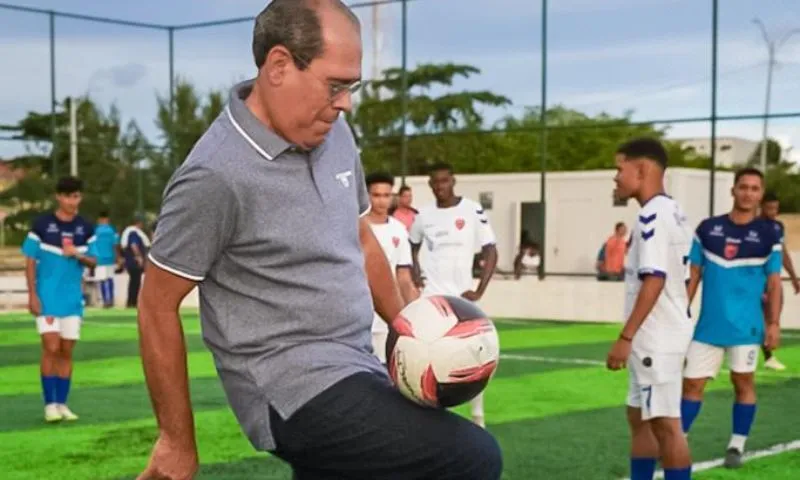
[
  {"left": 22, "top": 176, "right": 98, "bottom": 423},
  {"left": 93, "top": 211, "right": 119, "bottom": 308},
  {"left": 759, "top": 192, "right": 799, "bottom": 371},
  {"left": 606, "top": 138, "right": 694, "bottom": 480},
  {"left": 681, "top": 168, "right": 783, "bottom": 469}
]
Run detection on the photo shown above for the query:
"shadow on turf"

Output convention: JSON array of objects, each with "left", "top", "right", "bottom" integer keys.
[{"left": 104, "top": 381, "right": 799, "bottom": 480}]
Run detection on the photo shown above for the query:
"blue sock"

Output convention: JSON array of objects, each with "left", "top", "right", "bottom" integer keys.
[
  {"left": 733, "top": 403, "right": 756, "bottom": 436},
  {"left": 681, "top": 399, "right": 702, "bottom": 433},
  {"left": 55, "top": 376, "right": 72, "bottom": 404},
  {"left": 41, "top": 375, "right": 58, "bottom": 405},
  {"left": 100, "top": 279, "right": 109, "bottom": 305},
  {"left": 108, "top": 279, "right": 115, "bottom": 305},
  {"left": 664, "top": 466, "right": 692, "bottom": 479},
  {"left": 630, "top": 457, "right": 657, "bottom": 480}
]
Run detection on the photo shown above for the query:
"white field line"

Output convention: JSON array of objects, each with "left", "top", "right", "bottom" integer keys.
[
  {"left": 617, "top": 440, "right": 800, "bottom": 480},
  {"left": 499, "top": 353, "right": 800, "bottom": 379}
]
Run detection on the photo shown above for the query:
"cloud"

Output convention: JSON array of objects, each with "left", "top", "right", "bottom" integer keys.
[{"left": 89, "top": 63, "right": 148, "bottom": 90}]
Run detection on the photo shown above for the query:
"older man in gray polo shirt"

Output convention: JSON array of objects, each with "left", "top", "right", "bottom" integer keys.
[{"left": 136, "top": 1, "right": 502, "bottom": 479}]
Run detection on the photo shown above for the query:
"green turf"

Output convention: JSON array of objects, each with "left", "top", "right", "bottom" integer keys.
[{"left": 0, "top": 310, "right": 798, "bottom": 480}]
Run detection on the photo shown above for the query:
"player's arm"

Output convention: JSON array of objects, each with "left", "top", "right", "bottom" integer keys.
[
  {"left": 608, "top": 213, "right": 668, "bottom": 370},
  {"left": 395, "top": 232, "right": 419, "bottom": 303},
  {"left": 513, "top": 251, "right": 523, "bottom": 279},
  {"left": 137, "top": 167, "right": 236, "bottom": 478},
  {"left": 782, "top": 241, "right": 799, "bottom": 293},
  {"left": 470, "top": 208, "right": 498, "bottom": 299},
  {"left": 408, "top": 214, "right": 425, "bottom": 288},
  {"left": 764, "top": 240, "right": 784, "bottom": 350},
  {"left": 360, "top": 217, "right": 405, "bottom": 323},
  {"left": 21, "top": 228, "right": 41, "bottom": 316},
  {"left": 686, "top": 228, "right": 706, "bottom": 304}
]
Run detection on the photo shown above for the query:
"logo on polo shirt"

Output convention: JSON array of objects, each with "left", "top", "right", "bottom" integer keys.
[{"left": 335, "top": 170, "right": 352, "bottom": 188}]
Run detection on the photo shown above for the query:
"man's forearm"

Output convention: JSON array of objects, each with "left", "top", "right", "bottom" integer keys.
[
  {"left": 476, "top": 245, "right": 498, "bottom": 295},
  {"left": 784, "top": 250, "right": 798, "bottom": 282},
  {"left": 687, "top": 266, "right": 702, "bottom": 304},
  {"left": 77, "top": 254, "right": 97, "bottom": 268},
  {"left": 25, "top": 259, "right": 37, "bottom": 298},
  {"left": 620, "top": 275, "right": 665, "bottom": 339},
  {"left": 396, "top": 269, "right": 419, "bottom": 304},
  {"left": 410, "top": 244, "right": 423, "bottom": 286},
  {"left": 138, "top": 300, "right": 197, "bottom": 447},
  {"left": 766, "top": 276, "right": 782, "bottom": 325}
]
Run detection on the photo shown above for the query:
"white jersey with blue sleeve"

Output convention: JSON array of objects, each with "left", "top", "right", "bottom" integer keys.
[
  {"left": 624, "top": 195, "right": 694, "bottom": 355},
  {"left": 21, "top": 213, "right": 97, "bottom": 317},
  {"left": 689, "top": 215, "right": 783, "bottom": 347}
]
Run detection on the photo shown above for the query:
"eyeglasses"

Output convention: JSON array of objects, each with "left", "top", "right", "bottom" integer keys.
[{"left": 291, "top": 52, "right": 362, "bottom": 103}]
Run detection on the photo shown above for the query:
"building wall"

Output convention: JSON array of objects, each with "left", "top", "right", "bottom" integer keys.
[
  {"left": 401, "top": 168, "right": 735, "bottom": 273},
  {"left": 679, "top": 137, "right": 759, "bottom": 167}
]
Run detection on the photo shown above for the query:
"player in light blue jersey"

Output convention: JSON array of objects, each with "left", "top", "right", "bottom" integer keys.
[
  {"left": 93, "top": 211, "right": 119, "bottom": 308},
  {"left": 681, "top": 168, "right": 783, "bottom": 469},
  {"left": 21, "top": 176, "right": 98, "bottom": 423}
]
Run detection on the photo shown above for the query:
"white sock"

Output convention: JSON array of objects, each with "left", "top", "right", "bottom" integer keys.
[
  {"left": 728, "top": 434, "right": 747, "bottom": 452},
  {"left": 470, "top": 393, "right": 484, "bottom": 418}
]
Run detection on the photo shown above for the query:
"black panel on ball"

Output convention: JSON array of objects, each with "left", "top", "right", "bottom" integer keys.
[
  {"left": 385, "top": 328, "right": 399, "bottom": 365},
  {"left": 437, "top": 378, "right": 490, "bottom": 408},
  {"left": 442, "top": 295, "right": 488, "bottom": 322}
]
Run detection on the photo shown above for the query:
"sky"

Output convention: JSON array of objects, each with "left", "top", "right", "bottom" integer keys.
[{"left": 1, "top": 0, "right": 799, "bottom": 163}]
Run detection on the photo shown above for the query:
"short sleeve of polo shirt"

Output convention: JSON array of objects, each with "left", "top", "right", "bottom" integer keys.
[{"left": 148, "top": 166, "right": 237, "bottom": 281}]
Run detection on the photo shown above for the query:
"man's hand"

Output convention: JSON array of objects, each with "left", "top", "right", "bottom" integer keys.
[
  {"left": 606, "top": 337, "right": 632, "bottom": 371},
  {"left": 461, "top": 290, "right": 481, "bottom": 302},
  {"left": 63, "top": 244, "right": 78, "bottom": 257},
  {"left": 28, "top": 295, "right": 41, "bottom": 316},
  {"left": 792, "top": 278, "right": 800, "bottom": 295},
  {"left": 137, "top": 435, "right": 198, "bottom": 480},
  {"left": 764, "top": 323, "right": 781, "bottom": 351}
]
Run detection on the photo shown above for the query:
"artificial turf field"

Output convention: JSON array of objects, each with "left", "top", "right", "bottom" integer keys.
[{"left": 1, "top": 309, "right": 798, "bottom": 480}]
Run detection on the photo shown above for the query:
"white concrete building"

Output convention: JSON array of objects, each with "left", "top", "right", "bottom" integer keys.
[
  {"left": 678, "top": 136, "right": 759, "bottom": 168},
  {"left": 401, "top": 168, "right": 735, "bottom": 274}
]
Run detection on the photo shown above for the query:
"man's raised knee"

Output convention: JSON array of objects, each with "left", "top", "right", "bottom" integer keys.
[{"left": 458, "top": 426, "right": 503, "bottom": 480}]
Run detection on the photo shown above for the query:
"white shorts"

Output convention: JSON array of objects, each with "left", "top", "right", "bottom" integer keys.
[
  {"left": 372, "top": 331, "right": 389, "bottom": 364},
  {"left": 94, "top": 265, "right": 116, "bottom": 281},
  {"left": 683, "top": 341, "right": 759, "bottom": 379},
  {"left": 626, "top": 350, "right": 684, "bottom": 420},
  {"left": 36, "top": 316, "right": 82, "bottom": 340}
]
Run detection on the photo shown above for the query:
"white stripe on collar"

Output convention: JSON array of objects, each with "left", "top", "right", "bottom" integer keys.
[{"left": 225, "top": 104, "right": 274, "bottom": 161}]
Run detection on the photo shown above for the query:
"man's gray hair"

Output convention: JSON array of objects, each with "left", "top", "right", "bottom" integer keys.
[{"left": 252, "top": 0, "right": 360, "bottom": 70}]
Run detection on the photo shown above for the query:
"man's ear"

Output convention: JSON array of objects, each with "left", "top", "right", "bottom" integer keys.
[{"left": 263, "top": 45, "right": 293, "bottom": 86}]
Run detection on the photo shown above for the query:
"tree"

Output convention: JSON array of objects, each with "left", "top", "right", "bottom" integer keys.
[{"left": 747, "top": 138, "right": 784, "bottom": 167}]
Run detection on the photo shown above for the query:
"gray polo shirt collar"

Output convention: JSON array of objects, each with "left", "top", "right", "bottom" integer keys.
[{"left": 226, "top": 79, "right": 292, "bottom": 161}]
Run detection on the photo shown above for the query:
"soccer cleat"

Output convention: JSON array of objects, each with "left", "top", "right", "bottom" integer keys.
[
  {"left": 44, "top": 404, "right": 63, "bottom": 423},
  {"left": 723, "top": 448, "right": 743, "bottom": 469},
  {"left": 764, "top": 357, "right": 787, "bottom": 371},
  {"left": 57, "top": 404, "right": 79, "bottom": 421}
]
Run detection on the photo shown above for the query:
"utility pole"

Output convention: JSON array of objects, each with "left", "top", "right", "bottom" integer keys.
[{"left": 753, "top": 18, "right": 800, "bottom": 173}]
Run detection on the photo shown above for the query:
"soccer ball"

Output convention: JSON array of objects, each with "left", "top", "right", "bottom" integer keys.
[{"left": 386, "top": 295, "right": 500, "bottom": 408}]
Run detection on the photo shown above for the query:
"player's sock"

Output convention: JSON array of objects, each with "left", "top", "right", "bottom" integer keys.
[
  {"left": 762, "top": 345, "right": 772, "bottom": 361},
  {"left": 41, "top": 375, "right": 57, "bottom": 405},
  {"left": 663, "top": 466, "right": 691, "bottom": 479},
  {"left": 729, "top": 402, "right": 756, "bottom": 452},
  {"left": 680, "top": 399, "right": 702, "bottom": 433},
  {"left": 55, "top": 376, "right": 72, "bottom": 405},
  {"left": 630, "top": 457, "right": 656, "bottom": 480},
  {"left": 108, "top": 279, "right": 115, "bottom": 306}
]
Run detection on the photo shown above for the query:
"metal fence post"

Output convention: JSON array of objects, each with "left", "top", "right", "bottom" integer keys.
[{"left": 539, "top": 0, "right": 548, "bottom": 279}]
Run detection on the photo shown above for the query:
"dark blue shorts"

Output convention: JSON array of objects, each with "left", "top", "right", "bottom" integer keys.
[{"left": 268, "top": 372, "right": 503, "bottom": 480}]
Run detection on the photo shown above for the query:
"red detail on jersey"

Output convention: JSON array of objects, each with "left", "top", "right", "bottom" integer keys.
[
  {"left": 392, "top": 315, "right": 415, "bottom": 337},
  {"left": 446, "top": 360, "right": 498, "bottom": 384},
  {"left": 392, "top": 236, "right": 400, "bottom": 248},
  {"left": 420, "top": 365, "right": 439, "bottom": 404},
  {"left": 724, "top": 242, "right": 738, "bottom": 259},
  {"left": 444, "top": 318, "right": 493, "bottom": 339},
  {"left": 428, "top": 296, "right": 455, "bottom": 318},
  {"left": 455, "top": 218, "right": 465, "bottom": 230},
  {"left": 45, "top": 316, "right": 55, "bottom": 326}
]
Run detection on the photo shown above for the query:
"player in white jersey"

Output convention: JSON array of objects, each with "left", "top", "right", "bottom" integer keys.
[
  {"left": 365, "top": 172, "right": 420, "bottom": 364},
  {"left": 409, "top": 162, "right": 498, "bottom": 428},
  {"left": 606, "top": 139, "right": 694, "bottom": 480}
]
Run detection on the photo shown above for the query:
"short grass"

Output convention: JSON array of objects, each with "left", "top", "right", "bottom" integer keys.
[{"left": 1, "top": 310, "right": 798, "bottom": 479}]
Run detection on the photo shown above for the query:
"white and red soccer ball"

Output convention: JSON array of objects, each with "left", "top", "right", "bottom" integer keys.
[{"left": 386, "top": 295, "right": 500, "bottom": 408}]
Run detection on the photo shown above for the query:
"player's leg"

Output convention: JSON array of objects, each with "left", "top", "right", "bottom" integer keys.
[
  {"left": 470, "top": 392, "right": 485, "bottom": 428},
  {"left": 626, "top": 363, "right": 658, "bottom": 479},
  {"left": 268, "top": 372, "right": 502, "bottom": 480},
  {"left": 681, "top": 341, "right": 724, "bottom": 435},
  {"left": 54, "top": 317, "right": 81, "bottom": 420},
  {"left": 724, "top": 345, "right": 759, "bottom": 468},
  {"left": 762, "top": 294, "right": 786, "bottom": 371},
  {"left": 127, "top": 266, "right": 142, "bottom": 308},
  {"left": 37, "top": 319, "right": 62, "bottom": 422},
  {"left": 647, "top": 380, "right": 692, "bottom": 479}
]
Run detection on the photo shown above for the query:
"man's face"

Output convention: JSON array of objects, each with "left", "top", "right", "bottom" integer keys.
[
  {"left": 762, "top": 200, "right": 779, "bottom": 220},
  {"left": 56, "top": 192, "right": 82, "bottom": 215},
  {"left": 368, "top": 182, "right": 393, "bottom": 216},
  {"left": 398, "top": 189, "right": 413, "bottom": 208},
  {"left": 265, "top": 10, "right": 362, "bottom": 150},
  {"left": 613, "top": 154, "right": 641, "bottom": 201},
  {"left": 732, "top": 174, "right": 763, "bottom": 212},
  {"left": 615, "top": 224, "right": 627, "bottom": 237},
  {"left": 428, "top": 170, "right": 455, "bottom": 202}
]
